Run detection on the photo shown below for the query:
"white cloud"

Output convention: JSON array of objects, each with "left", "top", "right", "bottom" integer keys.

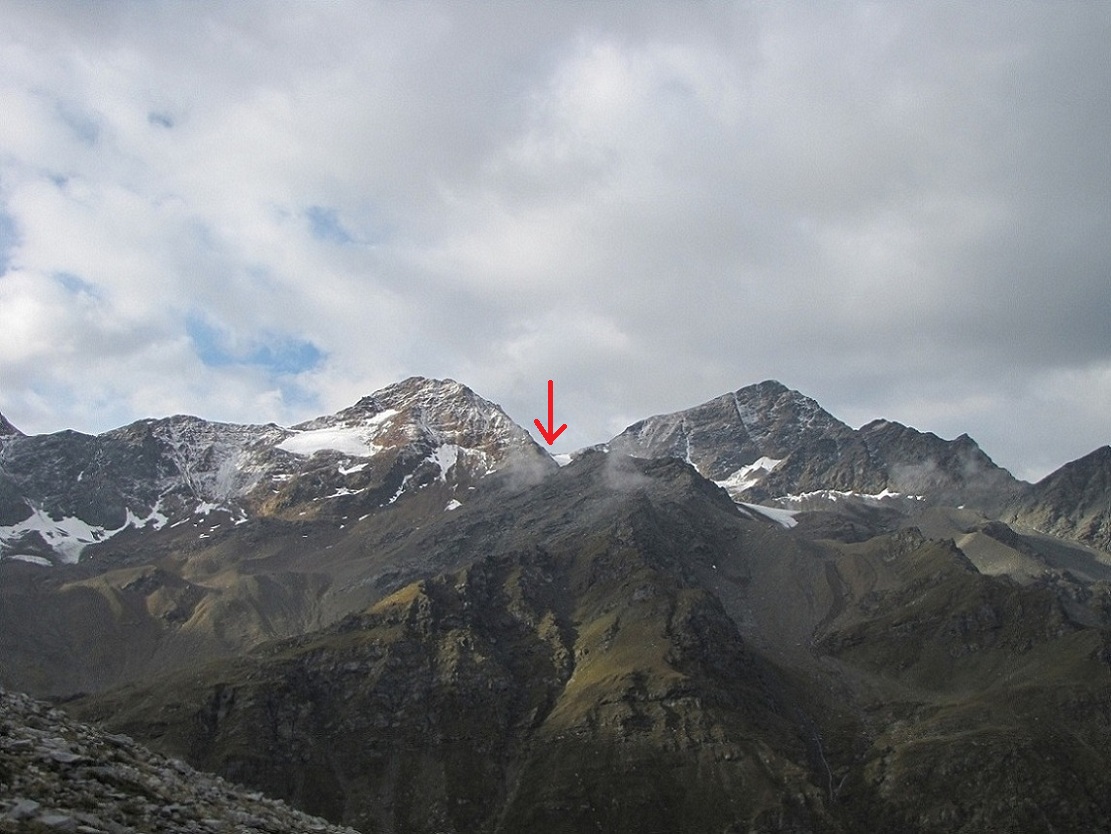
[{"left": 0, "top": 2, "right": 1108, "bottom": 480}]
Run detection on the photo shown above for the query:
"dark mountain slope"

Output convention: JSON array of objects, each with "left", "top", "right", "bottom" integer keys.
[
  {"left": 1009, "top": 445, "right": 1111, "bottom": 552},
  {"left": 74, "top": 454, "right": 836, "bottom": 834},
  {"left": 815, "top": 529, "right": 1111, "bottom": 832},
  {"left": 70, "top": 453, "right": 1111, "bottom": 833}
]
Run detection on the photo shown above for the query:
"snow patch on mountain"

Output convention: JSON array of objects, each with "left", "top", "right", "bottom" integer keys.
[
  {"left": 125, "top": 503, "right": 169, "bottom": 531},
  {"left": 277, "top": 426, "right": 385, "bottom": 458},
  {"left": 739, "top": 502, "right": 799, "bottom": 529},
  {"left": 0, "top": 504, "right": 166, "bottom": 564},
  {"left": 386, "top": 472, "right": 416, "bottom": 506},
  {"left": 0, "top": 508, "right": 115, "bottom": 563},
  {"left": 429, "top": 444, "right": 460, "bottom": 481},
  {"left": 321, "top": 487, "right": 365, "bottom": 500},
  {"left": 715, "top": 457, "right": 783, "bottom": 494},
  {"left": 7, "top": 553, "right": 51, "bottom": 566},
  {"left": 778, "top": 488, "right": 925, "bottom": 505}
]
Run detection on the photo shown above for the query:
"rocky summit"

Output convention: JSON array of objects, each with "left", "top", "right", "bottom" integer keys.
[
  {"left": 0, "top": 412, "right": 21, "bottom": 441},
  {"left": 2, "top": 377, "right": 1111, "bottom": 833},
  {"left": 610, "top": 380, "right": 1022, "bottom": 510}
]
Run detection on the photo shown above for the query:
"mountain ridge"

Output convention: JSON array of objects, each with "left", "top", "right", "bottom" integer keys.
[
  {"left": 4, "top": 375, "right": 1109, "bottom": 565},
  {"left": 0, "top": 377, "right": 552, "bottom": 565},
  {"left": 609, "top": 379, "right": 1025, "bottom": 513},
  {"left": 1009, "top": 444, "right": 1111, "bottom": 553}
]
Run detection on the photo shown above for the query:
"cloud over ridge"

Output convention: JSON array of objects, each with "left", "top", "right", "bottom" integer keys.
[{"left": 0, "top": 3, "right": 1108, "bottom": 481}]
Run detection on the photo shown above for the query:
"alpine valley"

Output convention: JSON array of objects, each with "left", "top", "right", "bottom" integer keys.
[{"left": 3, "top": 377, "right": 1111, "bottom": 833}]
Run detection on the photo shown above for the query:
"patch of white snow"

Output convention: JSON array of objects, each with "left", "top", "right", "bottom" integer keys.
[
  {"left": 367, "top": 408, "right": 399, "bottom": 425},
  {"left": 739, "top": 502, "right": 799, "bottom": 529},
  {"left": 277, "top": 426, "right": 384, "bottom": 458},
  {"left": 715, "top": 457, "right": 783, "bottom": 493},
  {"left": 778, "top": 489, "right": 924, "bottom": 505},
  {"left": 429, "top": 444, "right": 460, "bottom": 481},
  {"left": 387, "top": 472, "right": 416, "bottom": 505},
  {"left": 324, "top": 487, "right": 366, "bottom": 499},
  {"left": 125, "top": 503, "right": 169, "bottom": 531},
  {"left": 7, "top": 554, "right": 52, "bottom": 567},
  {"left": 0, "top": 508, "right": 117, "bottom": 564}
]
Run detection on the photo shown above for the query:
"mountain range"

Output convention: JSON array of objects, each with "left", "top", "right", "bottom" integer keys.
[{"left": 2, "top": 377, "right": 1111, "bottom": 833}]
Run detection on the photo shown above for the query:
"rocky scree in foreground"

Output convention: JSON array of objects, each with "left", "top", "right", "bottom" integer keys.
[{"left": 0, "top": 687, "right": 359, "bottom": 834}]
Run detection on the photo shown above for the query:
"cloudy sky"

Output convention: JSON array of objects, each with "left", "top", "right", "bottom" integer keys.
[{"left": 1, "top": 2, "right": 1108, "bottom": 481}]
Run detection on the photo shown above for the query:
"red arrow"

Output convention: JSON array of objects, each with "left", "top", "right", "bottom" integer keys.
[{"left": 534, "top": 379, "right": 568, "bottom": 445}]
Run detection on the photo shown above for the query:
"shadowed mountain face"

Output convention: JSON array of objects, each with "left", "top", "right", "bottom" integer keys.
[{"left": 3, "top": 378, "right": 1111, "bottom": 833}]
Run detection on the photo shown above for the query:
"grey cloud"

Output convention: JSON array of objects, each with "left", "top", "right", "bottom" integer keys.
[{"left": 0, "top": 2, "right": 1107, "bottom": 482}]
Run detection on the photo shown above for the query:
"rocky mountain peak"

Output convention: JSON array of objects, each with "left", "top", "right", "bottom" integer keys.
[
  {"left": 609, "top": 380, "right": 850, "bottom": 484},
  {"left": 0, "top": 411, "right": 22, "bottom": 438},
  {"left": 1008, "top": 445, "right": 1111, "bottom": 556},
  {"left": 364, "top": 377, "right": 504, "bottom": 428},
  {"left": 351, "top": 375, "right": 464, "bottom": 409},
  {"left": 308, "top": 376, "right": 543, "bottom": 467},
  {"left": 729, "top": 380, "right": 849, "bottom": 450},
  {"left": 0, "top": 377, "right": 553, "bottom": 566},
  {"left": 611, "top": 381, "right": 1023, "bottom": 510}
]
